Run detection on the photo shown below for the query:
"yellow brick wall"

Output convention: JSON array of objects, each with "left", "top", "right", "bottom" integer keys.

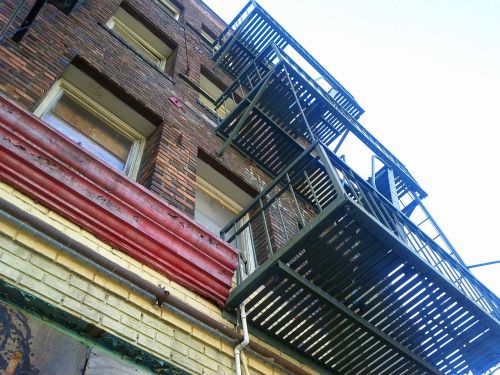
[{"left": 0, "top": 182, "right": 317, "bottom": 375}]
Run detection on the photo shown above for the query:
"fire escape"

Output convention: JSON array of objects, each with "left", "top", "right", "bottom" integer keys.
[{"left": 209, "top": 2, "right": 500, "bottom": 374}]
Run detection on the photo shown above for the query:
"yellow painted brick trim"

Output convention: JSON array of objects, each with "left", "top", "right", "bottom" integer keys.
[{"left": 0, "top": 181, "right": 319, "bottom": 375}]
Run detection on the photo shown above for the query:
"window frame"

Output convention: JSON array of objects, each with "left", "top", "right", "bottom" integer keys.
[
  {"left": 34, "top": 79, "right": 146, "bottom": 179},
  {"left": 195, "top": 176, "right": 257, "bottom": 278},
  {"left": 106, "top": 15, "right": 169, "bottom": 71},
  {"left": 200, "top": 25, "right": 220, "bottom": 51},
  {"left": 198, "top": 71, "right": 235, "bottom": 120},
  {"left": 158, "top": 0, "right": 181, "bottom": 20}
]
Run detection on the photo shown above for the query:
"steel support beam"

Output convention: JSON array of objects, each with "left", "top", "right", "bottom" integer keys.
[
  {"left": 412, "top": 194, "right": 466, "bottom": 267},
  {"left": 277, "top": 261, "right": 443, "bottom": 375},
  {"left": 217, "top": 67, "right": 276, "bottom": 156}
]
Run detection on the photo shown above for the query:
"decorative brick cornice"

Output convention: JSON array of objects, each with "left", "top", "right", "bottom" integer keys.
[{"left": 0, "top": 95, "right": 238, "bottom": 307}]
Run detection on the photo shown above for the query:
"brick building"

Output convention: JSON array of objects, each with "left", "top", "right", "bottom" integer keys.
[{"left": 0, "top": 0, "right": 498, "bottom": 374}]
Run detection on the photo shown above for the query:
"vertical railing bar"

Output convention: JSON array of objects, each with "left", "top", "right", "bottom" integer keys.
[
  {"left": 360, "top": 188, "right": 393, "bottom": 231},
  {"left": 315, "top": 144, "right": 346, "bottom": 201},
  {"left": 303, "top": 170, "right": 322, "bottom": 211},
  {"left": 247, "top": 220, "right": 258, "bottom": 271},
  {"left": 281, "top": 61, "right": 316, "bottom": 140},
  {"left": 276, "top": 197, "right": 289, "bottom": 241},
  {"left": 259, "top": 198, "right": 274, "bottom": 259},
  {"left": 285, "top": 173, "right": 306, "bottom": 229}
]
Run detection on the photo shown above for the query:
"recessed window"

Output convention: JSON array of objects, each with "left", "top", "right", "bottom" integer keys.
[
  {"left": 200, "top": 25, "right": 220, "bottom": 50},
  {"left": 34, "top": 65, "right": 157, "bottom": 179},
  {"left": 195, "top": 160, "right": 256, "bottom": 278},
  {"left": 159, "top": 0, "right": 181, "bottom": 20},
  {"left": 199, "top": 70, "right": 235, "bottom": 120},
  {"left": 107, "top": 5, "right": 176, "bottom": 72}
]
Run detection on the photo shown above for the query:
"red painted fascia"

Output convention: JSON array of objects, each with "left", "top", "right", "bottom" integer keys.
[{"left": 0, "top": 95, "right": 238, "bottom": 307}]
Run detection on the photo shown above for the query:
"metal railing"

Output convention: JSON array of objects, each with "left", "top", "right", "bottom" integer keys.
[
  {"left": 221, "top": 142, "right": 500, "bottom": 320},
  {"left": 211, "top": 1, "right": 363, "bottom": 117},
  {"left": 214, "top": 44, "right": 425, "bottom": 197}
]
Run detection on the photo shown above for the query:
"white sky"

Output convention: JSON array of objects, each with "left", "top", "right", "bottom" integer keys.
[{"left": 202, "top": 0, "right": 500, "bottom": 295}]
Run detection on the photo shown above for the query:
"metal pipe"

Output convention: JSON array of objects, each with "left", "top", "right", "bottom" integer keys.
[
  {"left": 234, "top": 303, "right": 249, "bottom": 375},
  {"left": 0, "top": 197, "right": 310, "bottom": 375},
  {"left": 371, "top": 154, "right": 385, "bottom": 189},
  {"left": 467, "top": 260, "right": 500, "bottom": 269},
  {"left": 12, "top": 0, "right": 46, "bottom": 43},
  {"left": 333, "top": 129, "right": 349, "bottom": 154},
  {"left": 0, "top": 0, "right": 28, "bottom": 42}
]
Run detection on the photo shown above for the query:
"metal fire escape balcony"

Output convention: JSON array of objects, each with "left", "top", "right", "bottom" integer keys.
[
  {"left": 213, "top": 43, "right": 426, "bottom": 200},
  {"left": 211, "top": 2, "right": 500, "bottom": 373},
  {"left": 221, "top": 143, "right": 500, "bottom": 374},
  {"left": 212, "top": 0, "right": 363, "bottom": 120}
]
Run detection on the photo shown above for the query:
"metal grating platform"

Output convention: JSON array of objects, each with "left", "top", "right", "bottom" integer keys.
[
  {"left": 226, "top": 199, "right": 500, "bottom": 374},
  {"left": 212, "top": 1, "right": 364, "bottom": 120},
  {"left": 216, "top": 54, "right": 425, "bottom": 197}
]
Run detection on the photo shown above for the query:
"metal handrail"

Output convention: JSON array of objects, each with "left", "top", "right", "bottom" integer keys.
[
  {"left": 222, "top": 143, "right": 500, "bottom": 320},
  {"left": 214, "top": 44, "right": 425, "bottom": 197}
]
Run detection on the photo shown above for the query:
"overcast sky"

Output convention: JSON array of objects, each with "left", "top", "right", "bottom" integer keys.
[{"left": 202, "top": 0, "right": 500, "bottom": 295}]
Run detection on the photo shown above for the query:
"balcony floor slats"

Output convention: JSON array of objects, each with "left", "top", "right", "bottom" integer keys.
[
  {"left": 216, "top": 60, "right": 426, "bottom": 200},
  {"left": 227, "top": 199, "right": 500, "bottom": 374},
  {"left": 214, "top": 3, "right": 364, "bottom": 119}
]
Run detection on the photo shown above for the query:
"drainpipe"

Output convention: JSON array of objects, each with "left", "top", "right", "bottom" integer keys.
[{"left": 234, "top": 303, "right": 249, "bottom": 375}]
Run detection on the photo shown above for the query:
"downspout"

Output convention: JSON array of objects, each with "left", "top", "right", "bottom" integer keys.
[
  {"left": 0, "top": 197, "right": 311, "bottom": 375},
  {"left": 234, "top": 303, "right": 249, "bottom": 375}
]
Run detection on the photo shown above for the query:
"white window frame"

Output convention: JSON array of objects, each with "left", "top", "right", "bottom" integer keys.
[
  {"left": 106, "top": 16, "right": 168, "bottom": 70},
  {"left": 200, "top": 25, "right": 220, "bottom": 51},
  {"left": 198, "top": 73, "right": 235, "bottom": 120},
  {"left": 195, "top": 177, "right": 257, "bottom": 278},
  {"left": 34, "top": 79, "right": 146, "bottom": 179},
  {"left": 158, "top": 0, "right": 181, "bottom": 20}
]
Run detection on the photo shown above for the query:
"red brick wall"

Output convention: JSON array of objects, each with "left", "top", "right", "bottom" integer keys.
[{"left": 0, "top": 0, "right": 272, "bottom": 218}]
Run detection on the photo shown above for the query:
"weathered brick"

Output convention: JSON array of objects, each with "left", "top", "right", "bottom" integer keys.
[
  {"left": 137, "top": 335, "right": 172, "bottom": 358},
  {"left": 56, "top": 254, "right": 95, "bottom": 280},
  {"left": 94, "top": 274, "right": 130, "bottom": 299},
  {"left": 106, "top": 294, "right": 142, "bottom": 319},
  {"left": 0, "top": 235, "right": 31, "bottom": 260},
  {"left": 101, "top": 316, "right": 137, "bottom": 342},
  {"left": 61, "top": 296, "right": 100, "bottom": 322},
  {"left": 121, "top": 315, "right": 155, "bottom": 338},
  {"left": 19, "top": 274, "right": 63, "bottom": 303},
  {"left": 1, "top": 251, "right": 44, "bottom": 279},
  {"left": 31, "top": 254, "right": 70, "bottom": 280},
  {"left": 192, "top": 326, "right": 220, "bottom": 349},
  {"left": 143, "top": 313, "right": 174, "bottom": 336},
  {"left": 189, "top": 348, "right": 219, "bottom": 371},
  {"left": 161, "top": 309, "right": 192, "bottom": 333},
  {"left": 204, "top": 346, "right": 233, "bottom": 369},
  {"left": 83, "top": 294, "right": 122, "bottom": 321},
  {"left": 174, "top": 330, "right": 204, "bottom": 353},
  {"left": 0, "top": 261, "right": 21, "bottom": 282},
  {"left": 171, "top": 350, "right": 204, "bottom": 374}
]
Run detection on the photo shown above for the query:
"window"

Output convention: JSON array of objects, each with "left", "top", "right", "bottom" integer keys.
[
  {"left": 194, "top": 160, "right": 256, "bottom": 278},
  {"left": 200, "top": 25, "right": 220, "bottom": 51},
  {"left": 34, "top": 65, "right": 157, "bottom": 179},
  {"left": 159, "top": 0, "right": 181, "bottom": 20},
  {"left": 199, "top": 70, "right": 235, "bottom": 119},
  {"left": 107, "top": 5, "right": 176, "bottom": 72}
]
